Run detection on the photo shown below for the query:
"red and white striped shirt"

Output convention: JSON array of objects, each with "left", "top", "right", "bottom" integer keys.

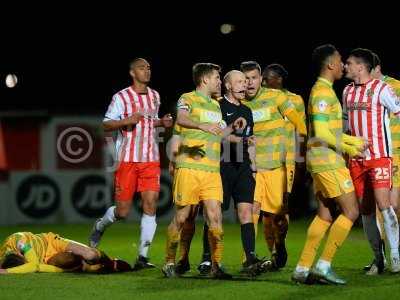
[
  {"left": 343, "top": 79, "right": 400, "bottom": 160},
  {"left": 104, "top": 86, "right": 161, "bottom": 162}
]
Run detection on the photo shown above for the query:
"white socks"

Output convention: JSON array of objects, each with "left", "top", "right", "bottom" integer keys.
[
  {"left": 96, "top": 206, "right": 117, "bottom": 232},
  {"left": 295, "top": 265, "right": 310, "bottom": 273},
  {"left": 138, "top": 214, "right": 157, "bottom": 258},
  {"left": 95, "top": 209, "right": 157, "bottom": 258},
  {"left": 381, "top": 207, "right": 399, "bottom": 260},
  {"left": 316, "top": 259, "right": 331, "bottom": 270}
]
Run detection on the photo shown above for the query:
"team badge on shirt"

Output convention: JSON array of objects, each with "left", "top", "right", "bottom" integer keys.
[
  {"left": 177, "top": 98, "right": 189, "bottom": 111},
  {"left": 343, "top": 179, "right": 353, "bottom": 189},
  {"left": 318, "top": 100, "right": 328, "bottom": 112},
  {"left": 367, "top": 89, "right": 374, "bottom": 98}
]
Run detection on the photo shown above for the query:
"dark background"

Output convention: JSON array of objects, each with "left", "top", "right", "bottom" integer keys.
[
  {"left": 1, "top": 5, "right": 399, "bottom": 218},
  {"left": 1, "top": 7, "right": 399, "bottom": 117}
]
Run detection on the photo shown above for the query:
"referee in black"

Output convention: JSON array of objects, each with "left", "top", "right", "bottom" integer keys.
[{"left": 198, "top": 70, "right": 260, "bottom": 275}]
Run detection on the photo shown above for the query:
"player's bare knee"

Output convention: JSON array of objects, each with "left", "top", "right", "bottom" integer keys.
[
  {"left": 143, "top": 206, "right": 156, "bottom": 216},
  {"left": 318, "top": 214, "right": 333, "bottom": 223},
  {"left": 142, "top": 200, "right": 157, "bottom": 215},
  {"left": 174, "top": 213, "right": 188, "bottom": 228},
  {"left": 207, "top": 213, "right": 221, "bottom": 228},
  {"left": 238, "top": 208, "right": 252, "bottom": 224},
  {"left": 115, "top": 209, "right": 129, "bottom": 219},
  {"left": 116, "top": 203, "right": 132, "bottom": 218},
  {"left": 344, "top": 208, "right": 359, "bottom": 222},
  {"left": 84, "top": 248, "right": 99, "bottom": 262}
]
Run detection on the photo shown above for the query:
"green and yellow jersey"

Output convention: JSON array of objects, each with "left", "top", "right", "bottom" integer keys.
[
  {"left": 307, "top": 77, "right": 346, "bottom": 173},
  {"left": 243, "top": 87, "right": 295, "bottom": 170},
  {"left": 0, "top": 232, "right": 68, "bottom": 273},
  {"left": 176, "top": 91, "right": 224, "bottom": 172},
  {"left": 172, "top": 122, "right": 182, "bottom": 136},
  {"left": 284, "top": 90, "right": 306, "bottom": 167},
  {"left": 1, "top": 232, "right": 49, "bottom": 263},
  {"left": 383, "top": 76, "right": 400, "bottom": 158}
]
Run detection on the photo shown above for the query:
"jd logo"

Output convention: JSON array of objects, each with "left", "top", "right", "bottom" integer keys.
[
  {"left": 72, "top": 175, "right": 112, "bottom": 218},
  {"left": 17, "top": 175, "right": 60, "bottom": 218}
]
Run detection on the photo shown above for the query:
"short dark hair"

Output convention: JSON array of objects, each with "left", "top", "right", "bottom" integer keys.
[
  {"left": 129, "top": 58, "right": 148, "bottom": 70},
  {"left": 1, "top": 253, "right": 25, "bottom": 268},
  {"left": 192, "top": 63, "right": 221, "bottom": 87},
  {"left": 240, "top": 61, "right": 261, "bottom": 74},
  {"left": 372, "top": 52, "right": 381, "bottom": 69},
  {"left": 349, "top": 48, "right": 375, "bottom": 72},
  {"left": 262, "top": 63, "right": 288, "bottom": 81},
  {"left": 312, "top": 44, "right": 338, "bottom": 74}
]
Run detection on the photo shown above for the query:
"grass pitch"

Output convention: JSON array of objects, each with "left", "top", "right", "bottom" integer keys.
[{"left": 0, "top": 220, "right": 399, "bottom": 300}]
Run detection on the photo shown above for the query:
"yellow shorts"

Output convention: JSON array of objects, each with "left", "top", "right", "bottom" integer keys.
[
  {"left": 255, "top": 167, "right": 286, "bottom": 214},
  {"left": 393, "top": 156, "right": 400, "bottom": 188},
  {"left": 44, "top": 232, "right": 71, "bottom": 263},
  {"left": 312, "top": 168, "right": 354, "bottom": 199},
  {"left": 173, "top": 168, "right": 223, "bottom": 206},
  {"left": 286, "top": 163, "right": 295, "bottom": 193}
]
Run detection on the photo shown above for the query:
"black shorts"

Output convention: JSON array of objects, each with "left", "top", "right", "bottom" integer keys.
[{"left": 220, "top": 162, "right": 255, "bottom": 211}]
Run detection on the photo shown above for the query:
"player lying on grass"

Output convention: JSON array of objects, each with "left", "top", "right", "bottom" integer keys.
[{"left": 0, "top": 231, "right": 131, "bottom": 274}]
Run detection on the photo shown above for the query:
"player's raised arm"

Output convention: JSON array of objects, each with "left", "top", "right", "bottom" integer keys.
[
  {"left": 102, "top": 94, "right": 143, "bottom": 132},
  {"left": 314, "top": 119, "right": 366, "bottom": 157},
  {"left": 278, "top": 93, "right": 307, "bottom": 136},
  {"left": 103, "top": 113, "right": 143, "bottom": 131},
  {"left": 177, "top": 98, "right": 221, "bottom": 135}
]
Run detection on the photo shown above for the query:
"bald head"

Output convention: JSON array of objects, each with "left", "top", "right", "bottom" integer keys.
[
  {"left": 224, "top": 70, "right": 247, "bottom": 101},
  {"left": 224, "top": 70, "right": 245, "bottom": 86}
]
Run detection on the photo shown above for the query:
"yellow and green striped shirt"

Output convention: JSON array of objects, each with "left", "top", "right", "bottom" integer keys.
[
  {"left": 284, "top": 90, "right": 306, "bottom": 167},
  {"left": 176, "top": 91, "right": 223, "bottom": 172},
  {"left": 383, "top": 76, "right": 400, "bottom": 157},
  {"left": 244, "top": 87, "right": 295, "bottom": 169},
  {"left": 172, "top": 122, "right": 182, "bottom": 136},
  {"left": 0, "top": 232, "right": 49, "bottom": 264},
  {"left": 307, "top": 77, "right": 346, "bottom": 173}
]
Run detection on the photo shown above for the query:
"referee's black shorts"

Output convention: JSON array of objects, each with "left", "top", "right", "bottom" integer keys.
[{"left": 220, "top": 162, "right": 255, "bottom": 211}]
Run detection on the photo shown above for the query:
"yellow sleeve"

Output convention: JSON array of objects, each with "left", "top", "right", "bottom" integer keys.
[
  {"left": 177, "top": 95, "right": 192, "bottom": 112},
  {"left": 38, "top": 264, "right": 64, "bottom": 273},
  {"left": 172, "top": 123, "right": 182, "bottom": 135},
  {"left": 296, "top": 95, "right": 306, "bottom": 122},
  {"left": 6, "top": 243, "right": 39, "bottom": 274},
  {"left": 342, "top": 134, "right": 366, "bottom": 148},
  {"left": 314, "top": 120, "right": 362, "bottom": 156},
  {"left": 285, "top": 109, "right": 307, "bottom": 136},
  {"left": 24, "top": 246, "right": 39, "bottom": 263},
  {"left": 277, "top": 92, "right": 295, "bottom": 116},
  {"left": 6, "top": 262, "right": 38, "bottom": 274}
]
